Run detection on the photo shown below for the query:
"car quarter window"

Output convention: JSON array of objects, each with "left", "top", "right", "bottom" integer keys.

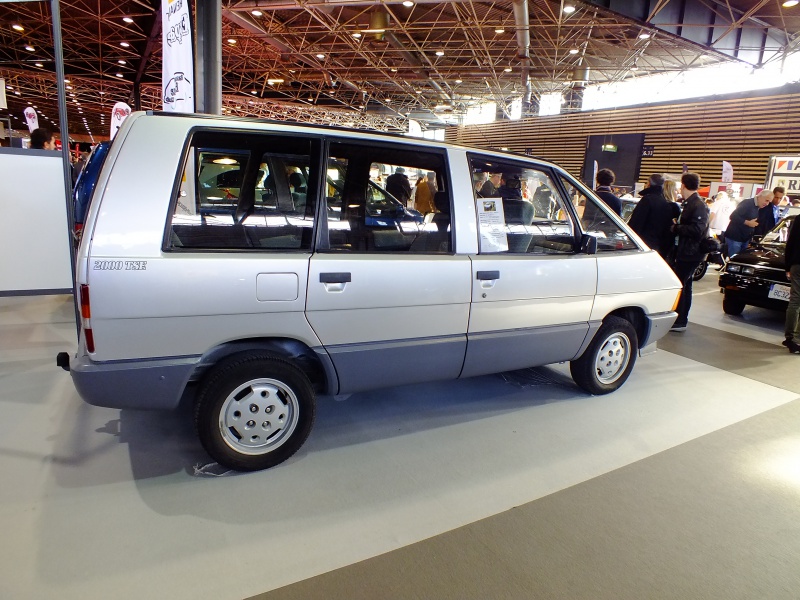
[
  {"left": 559, "top": 174, "right": 639, "bottom": 252},
  {"left": 169, "top": 131, "right": 317, "bottom": 251},
  {"left": 322, "top": 140, "right": 450, "bottom": 253},
  {"left": 469, "top": 155, "right": 576, "bottom": 255}
]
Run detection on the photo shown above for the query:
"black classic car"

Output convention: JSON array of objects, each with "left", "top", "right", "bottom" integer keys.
[{"left": 719, "top": 208, "right": 799, "bottom": 315}]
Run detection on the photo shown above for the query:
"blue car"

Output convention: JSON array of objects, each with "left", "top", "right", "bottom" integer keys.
[{"left": 72, "top": 141, "right": 111, "bottom": 242}]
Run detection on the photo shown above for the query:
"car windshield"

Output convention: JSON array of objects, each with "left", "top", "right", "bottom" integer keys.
[{"left": 761, "top": 215, "right": 795, "bottom": 246}]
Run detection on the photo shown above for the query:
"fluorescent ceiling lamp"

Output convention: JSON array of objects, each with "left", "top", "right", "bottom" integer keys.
[
  {"left": 783, "top": 0, "right": 799, "bottom": 7},
  {"left": 123, "top": 17, "right": 134, "bottom": 24},
  {"left": 495, "top": 28, "right": 505, "bottom": 34},
  {"left": 569, "top": 48, "right": 579, "bottom": 54},
  {"left": 563, "top": 5, "right": 576, "bottom": 13},
  {"left": 639, "top": 33, "right": 651, "bottom": 39},
  {"left": 403, "top": 1, "right": 414, "bottom": 6},
  {"left": 252, "top": 10, "right": 263, "bottom": 16},
  {"left": 120, "top": 41, "right": 129, "bottom": 47},
  {"left": 12, "top": 24, "right": 24, "bottom": 32}
]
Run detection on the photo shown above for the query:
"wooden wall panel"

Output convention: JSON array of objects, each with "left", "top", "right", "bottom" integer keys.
[{"left": 446, "top": 90, "right": 800, "bottom": 187}]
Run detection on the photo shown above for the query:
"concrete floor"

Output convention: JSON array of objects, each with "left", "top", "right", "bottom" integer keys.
[{"left": 1, "top": 274, "right": 799, "bottom": 600}]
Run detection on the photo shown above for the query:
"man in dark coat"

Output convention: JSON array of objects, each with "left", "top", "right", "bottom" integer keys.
[
  {"left": 669, "top": 173, "right": 709, "bottom": 332},
  {"left": 627, "top": 173, "right": 677, "bottom": 259},
  {"left": 724, "top": 189, "right": 772, "bottom": 257},
  {"left": 754, "top": 186, "right": 786, "bottom": 238},
  {"left": 783, "top": 216, "right": 800, "bottom": 353},
  {"left": 385, "top": 167, "right": 412, "bottom": 206},
  {"left": 593, "top": 168, "right": 622, "bottom": 215}
]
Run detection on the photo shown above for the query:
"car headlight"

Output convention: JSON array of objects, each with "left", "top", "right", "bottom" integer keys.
[
  {"left": 742, "top": 266, "right": 755, "bottom": 275},
  {"left": 726, "top": 264, "right": 741, "bottom": 273}
]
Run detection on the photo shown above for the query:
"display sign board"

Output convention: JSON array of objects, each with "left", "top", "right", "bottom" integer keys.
[
  {"left": 641, "top": 145, "right": 654, "bottom": 157},
  {"left": 764, "top": 155, "right": 800, "bottom": 194}
]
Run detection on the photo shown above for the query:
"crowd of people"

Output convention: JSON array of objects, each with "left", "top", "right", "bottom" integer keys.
[{"left": 594, "top": 167, "right": 799, "bottom": 350}]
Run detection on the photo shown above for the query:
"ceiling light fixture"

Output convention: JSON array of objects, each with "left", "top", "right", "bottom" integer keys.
[
  {"left": 25, "top": 45, "right": 35, "bottom": 52},
  {"left": 455, "top": 79, "right": 462, "bottom": 84},
  {"left": 783, "top": 0, "right": 799, "bottom": 7},
  {"left": 402, "top": 1, "right": 414, "bottom": 6},
  {"left": 35, "top": 62, "right": 43, "bottom": 67},
  {"left": 267, "top": 78, "right": 284, "bottom": 84},
  {"left": 12, "top": 24, "right": 24, "bottom": 32},
  {"left": 120, "top": 41, "right": 130, "bottom": 47},
  {"left": 639, "top": 32, "right": 651, "bottom": 39},
  {"left": 116, "top": 73, "right": 124, "bottom": 78},
  {"left": 569, "top": 48, "right": 579, "bottom": 54},
  {"left": 118, "top": 59, "right": 126, "bottom": 64},
  {"left": 227, "top": 38, "right": 237, "bottom": 44},
  {"left": 316, "top": 53, "right": 325, "bottom": 59},
  {"left": 123, "top": 17, "right": 134, "bottom": 24},
  {"left": 352, "top": 32, "right": 362, "bottom": 38},
  {"left": 435, "top": 51, "right": 445, "bottom": 56},
  {"left": 251, "top": 9, "right": 263, "bottom": 16},
  {"left": 251, "top": 90, "right": 257, "bottom": 94},
  {"left": 563, "top": 5, "right": 576, "bottom": 14},
  {"left": 495, "top": 28, "right": 505, "bottom": 34},
  {"left": 504, "top": 67, "right": 512, "bottom": 72}
]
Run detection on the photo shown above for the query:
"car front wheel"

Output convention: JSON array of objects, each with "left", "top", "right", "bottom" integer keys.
[
  {"left": 722, "top": 292, "right": 746, "bottom": 316},
  {"left": 195, "top": 352, "right": 316, "bottom": 472},
  {"left": 570, "top": 316, "right": 638, "bottom": 395},
  {"left": 692, "top": 261, "right": 708, "bottom": 281}
]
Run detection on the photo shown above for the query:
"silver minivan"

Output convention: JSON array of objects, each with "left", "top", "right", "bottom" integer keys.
[{"left": 60, "top": 112, "right": 681, "bottom": 471}]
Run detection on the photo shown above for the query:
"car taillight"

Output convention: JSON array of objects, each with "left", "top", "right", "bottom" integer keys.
[{"left": 79, "top": 284, "right": 95, "bottom": 353}]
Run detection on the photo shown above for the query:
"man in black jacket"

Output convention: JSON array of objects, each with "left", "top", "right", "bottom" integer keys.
[
  {"left": 669, "top": 173, "right": 708, "bottom": 332},
  {"left": 385, "top": 167, "right": 412, "bottom": 206},
  {"left": 754, "top": 186, "right": 786, "bottom": 238},
  {"left": 783, "top": 216, "right": 800, "bottom": 353},
  {"left": 627, "top": 173, "right": 677, "bottom": 259},
  {"left": 724, "top": 189, "right": 772, "bottom": 256}
]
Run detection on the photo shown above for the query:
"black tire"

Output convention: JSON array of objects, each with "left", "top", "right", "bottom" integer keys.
[
  {"left": 692, "top": 261, "right": 708, "bottom": 281},
  {"left": 195, "top": 352, "right": 316, "bottom": 472},
  {"left": 570, "top": 316, "right": 638, "bottom": 395},
  {"left": 722, "top": 292, "right": 746, "bottom": 316}
]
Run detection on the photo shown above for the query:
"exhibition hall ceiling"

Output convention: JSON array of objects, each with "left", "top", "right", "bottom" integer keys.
[{"left": 0, "top": 0, "right": 798, "bottom": 137}]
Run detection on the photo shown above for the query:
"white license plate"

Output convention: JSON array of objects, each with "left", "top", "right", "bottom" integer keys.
[{"left": 768, "top": 283, "right": 791, "bottom": 301}]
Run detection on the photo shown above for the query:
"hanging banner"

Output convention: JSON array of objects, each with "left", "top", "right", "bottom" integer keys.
[
  {"left": 721, "top": 161, "right": 733, "bottom": 183},
  {"left": 110, "top": 102, "right": 132, "bottom": 139},
  {"left": 0, "top": 78, "right": 7, "bottom": 110},
  {"left": 161, "top": 0, "right": 194, "bottom": 112},
  {"left": 24, "top": 106, "right": 39, "bottom": 132}
]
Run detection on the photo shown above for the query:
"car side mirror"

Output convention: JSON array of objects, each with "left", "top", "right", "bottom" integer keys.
[{"left": 580, "top": 233, "right": 598, "bottom": 255}]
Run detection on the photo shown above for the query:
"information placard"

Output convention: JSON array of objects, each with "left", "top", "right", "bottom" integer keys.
[{"left": 477, "top": 198, "right": 508, "bottom": 253}]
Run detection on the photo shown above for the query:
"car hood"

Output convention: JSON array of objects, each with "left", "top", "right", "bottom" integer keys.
[{"left": 729, "top": 245, "right": 784, "bottom": 268}]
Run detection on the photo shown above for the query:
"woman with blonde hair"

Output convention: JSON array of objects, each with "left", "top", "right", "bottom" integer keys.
[{"left": 663, "top": 179, "right": 679, "bottom": 203}]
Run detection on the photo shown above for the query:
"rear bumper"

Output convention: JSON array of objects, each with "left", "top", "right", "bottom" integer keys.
[{"left": 69, "top": 352, "right": 199, "bottom": 410}]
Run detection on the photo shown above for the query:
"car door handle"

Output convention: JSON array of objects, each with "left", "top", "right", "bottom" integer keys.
[
  {"left": 320, "top": 272, "right": 351, "bottom": 284},
  {"left": 476, "top": 270, "right": 500, "bottom": 280}
]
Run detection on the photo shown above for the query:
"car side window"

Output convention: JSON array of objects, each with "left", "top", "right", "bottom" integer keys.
[
  {"left": 323, "top": 141, "right": 450, "bottom": 253},
  {"left": 470, "top": 156, "right": 576, "bottom": 254},
  {"left": 169, "top": 132, "right": 316, "bottom": 251},
  {"left": 559, "top": 175, "right": 638, "bottom": 252}
]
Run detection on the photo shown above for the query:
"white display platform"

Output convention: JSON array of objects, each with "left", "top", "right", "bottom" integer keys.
[{"left": 0, "top": 147, "right": 73, "bottom": 295}]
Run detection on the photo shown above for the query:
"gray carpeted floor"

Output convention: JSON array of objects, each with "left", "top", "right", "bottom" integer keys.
[{"left": 250, "top": 321, "right": 800, "bottom": 600}]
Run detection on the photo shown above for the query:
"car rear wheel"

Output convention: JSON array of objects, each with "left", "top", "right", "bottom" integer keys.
[
  {"left": 722, "top": 292, "right": 746, "bottom": 316},
  {"left": 570, "top": 316, "right": 638, "bottom": 395},
  {"left": 195, "top": 352, "right": 316, "bottom": 472}
]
